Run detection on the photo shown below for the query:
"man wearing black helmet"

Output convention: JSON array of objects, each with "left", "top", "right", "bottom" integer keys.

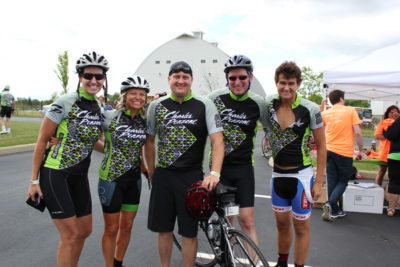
[
  {"left": 145, "top": 61, "right": 224, "bottom": 267},
  {"left": 208, "top": 54, "right": 267, "bottom": 250}
]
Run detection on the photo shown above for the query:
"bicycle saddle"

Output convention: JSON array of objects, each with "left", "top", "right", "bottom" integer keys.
[{"left": 215, "top": 183, "right": 237, "bottom": 195}]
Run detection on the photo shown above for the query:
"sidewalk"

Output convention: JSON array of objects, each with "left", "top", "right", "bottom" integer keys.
[{"left": 0, "top": 143, "right": 35, "bottom": 156}]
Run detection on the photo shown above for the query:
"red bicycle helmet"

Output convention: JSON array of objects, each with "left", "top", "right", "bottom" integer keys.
[{"left": 185, "top": 180, "right": 216, "bottom": 220}]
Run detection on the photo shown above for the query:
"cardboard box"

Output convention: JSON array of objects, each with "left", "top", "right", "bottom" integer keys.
[
  {"left": 343, "top": 184, "right": 384, "bottom": 214},
  {"left": 313, "top": 181, "right": 327, "bottom": 209}
]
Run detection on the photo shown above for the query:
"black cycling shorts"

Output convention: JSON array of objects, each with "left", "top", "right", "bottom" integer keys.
[
  {"left": 388, "top": 159, "right": 400, "bottom": 194},
  {"left": 98, "top": 169, "right": 142, "bottom": 213},
  {"left": 39, "top": 166, "right": 91, "bottom": 219},
  {"left": 220, "top": 164, "right": 255, "bottom": 208},
  {"left": 147, "top": 168, "right": 203, "bottom": 238},
  {"left": 0, "top": 106, "right": 12, "bottom": 118}
]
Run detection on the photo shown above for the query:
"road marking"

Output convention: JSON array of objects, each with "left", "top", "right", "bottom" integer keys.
[
  {"left": 196, "top": 253, "right": 311, "bottom": 267},
  {"left": 255, "top": 194, "right": 271, "bottom": 199}
]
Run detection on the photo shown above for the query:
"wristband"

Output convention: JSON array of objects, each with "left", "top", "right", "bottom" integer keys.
[
  {"left": 30, "top": 180, "right": 40, "bottom": 185},
  {"left": 210, "top": 171, "right": 220, "bottom": 178}
]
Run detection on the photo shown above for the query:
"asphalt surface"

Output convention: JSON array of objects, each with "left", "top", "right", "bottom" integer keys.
[{"left": 1, "top": 132, "right": 399, "bottom": 267}]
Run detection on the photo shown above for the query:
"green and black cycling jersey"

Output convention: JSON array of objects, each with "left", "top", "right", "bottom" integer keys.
[
  {"left": 44, "top": 89, "right": 102, "bottom": 173},
  {"left": 99, "top": 109, "right": 147, "bottom": 181},
  {"left": 146, "top": 91, "right": 223, "bottom": 170},
  {"left": 208, "top": 88, "right": 267, "bottom": 166},
  {"left": 265, "top": 94, "right": 323, "bottom": 167}
]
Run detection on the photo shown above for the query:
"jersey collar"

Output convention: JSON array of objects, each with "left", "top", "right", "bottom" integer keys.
[
  {"left": 291, "top": 94, "right": 301, "bottom": 109},
  {"left": 170, "top": 90, "right": 193, "bottom": 102},
  {"left": 124, "top": 109, "right": 141, "bottom": 117},
  {"left": 79, "top": 88, "right": 96, "bottom": 101},
  {"left": 229, "top": 90, "right": 250, "bottom": 101}
]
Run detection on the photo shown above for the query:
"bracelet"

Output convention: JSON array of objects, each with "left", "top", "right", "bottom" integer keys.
[
  {"left": 210, "top": 171, "right": 220, "bottom": 178},
  {"left": 30, "top": 180, "right": 40, "bottom": 185}
]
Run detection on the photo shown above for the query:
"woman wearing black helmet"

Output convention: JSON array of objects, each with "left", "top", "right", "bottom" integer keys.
[
  {"left": 27, "top": 51, "right": 109, "bottom": 266},
  {"left": 98, "top": 75, "right": 149, "bottom": 267}
]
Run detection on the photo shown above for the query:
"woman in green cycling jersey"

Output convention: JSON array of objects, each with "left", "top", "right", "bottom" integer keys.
[
  {"left": 27, "top": 51, "right": 109, "bottom": 266},
  {"left": 98, "top": 75, "right": 149, "bottom": 267}
]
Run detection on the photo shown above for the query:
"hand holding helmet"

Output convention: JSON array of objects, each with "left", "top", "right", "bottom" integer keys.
[{"left": 185, "top": 180, "right": 216, "bottom": 220}]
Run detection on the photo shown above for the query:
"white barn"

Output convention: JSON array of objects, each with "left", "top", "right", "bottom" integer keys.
[{"left": 135, "top": 31, "right": 266, "bottom": 97}]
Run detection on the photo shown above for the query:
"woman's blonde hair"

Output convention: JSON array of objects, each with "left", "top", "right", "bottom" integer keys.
[{"left": 116, "top": 91, "right": 147, "bottom": 115}]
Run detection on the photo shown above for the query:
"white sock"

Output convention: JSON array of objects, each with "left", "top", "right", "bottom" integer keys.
[
  {"left": 7, "top": 128, "right": 11, "bottom": 132},
  {"left": 1, "top": 126, "right": 5, "bottom": 131}
]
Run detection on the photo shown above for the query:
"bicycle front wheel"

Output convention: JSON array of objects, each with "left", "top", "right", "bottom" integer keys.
[{"left": 227, "top": 229, "right": 269, "bottom": 267}]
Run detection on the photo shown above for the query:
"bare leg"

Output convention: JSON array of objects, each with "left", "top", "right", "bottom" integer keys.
[
  {"left": 293, "top": 218, "right": 311, "bottom": 265},
  {"left": 102, "top": 212, "right": 120, "bottom": 267},
  {"left": 237, "top": 207, "right": 259, "bottom": 245},
  {"left": 387, "top": 192, "right": 400, "bottom": 210},
  {"left": 115, "top": 211, "right": 137, "bottom": 261},
  {"left": 181, "top": 237, "right": 197, "bottom": 267},
  {"left": 274, "top": 211, "right": 292, "bottom": 255},
  {"left": 375, "top": 165, "right": 387, "bottom": 186},
  {"left": 53, "top": 214, "right": 92, "bottom": 267},
  {"left": 158, "top": 232, "right": 173, "bottom": 267}
]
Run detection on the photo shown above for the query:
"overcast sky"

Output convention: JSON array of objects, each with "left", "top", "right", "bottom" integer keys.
[{"left": 1, "top": 0, "right": 399, "bottom": 100}]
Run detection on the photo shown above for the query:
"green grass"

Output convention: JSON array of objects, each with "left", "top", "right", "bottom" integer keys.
[
  {"left": 361, "top": 127, "right": 374, "bottom": 138},
  {"left": 0, "top": 121, "right": 40, "bottom": 147},
  {"left": 13, "top": 110, "right": 44, "bottom": 118},
  {"left": 312, "top": 158, "right": 379, "bottom": 172}
]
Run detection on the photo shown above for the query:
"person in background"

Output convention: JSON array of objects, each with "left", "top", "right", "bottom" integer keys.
[
  {"left": 0, "top": 85, "right": 16, "bottom": 134},
  {"left": 374, "top": 105, "right": 400, "bottom": 186},
  {"left": 153, "top": 91, "right": 167, "bottom": 101},
  {"left": 27, "top": 51, "right": 109, "bottom": 266},
  {"left": 322, "top": 89, "right": 363, "bottom": 221},
  {"left": 98, "top": 75, "right": 150, "bottom": 267},
  {"left": 383, "top": 112, "right": 400, "bottom": 216}
]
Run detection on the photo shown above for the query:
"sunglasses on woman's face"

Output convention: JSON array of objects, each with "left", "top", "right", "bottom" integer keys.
[
  {"left": 81, "top": 73, "right": 106, "bottom": 81},
  {"left": 228, "top": 75, "right": 248, "bottom": 81}
]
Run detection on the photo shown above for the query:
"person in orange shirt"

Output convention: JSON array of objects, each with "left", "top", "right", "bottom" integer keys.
[
  {"left": 321, "top": 90, "right": 363, "bottom": 221},
  {"left": 374, "top": 105, "right": 400, "bottom": 186}
]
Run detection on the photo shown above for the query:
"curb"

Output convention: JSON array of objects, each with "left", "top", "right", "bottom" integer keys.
[{"left": 0, "top": 143, "right": 35, "bottom": 156}]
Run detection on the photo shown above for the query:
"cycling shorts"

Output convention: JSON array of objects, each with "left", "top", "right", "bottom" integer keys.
[
  {"left": 271, "top": 166, "right": 315, "bottom": 220},
  {"left": 39, "top": 166, "right": 91, "bottom": 219},
  {"left": 388, "top": 159, "right": 400, "bottom": 194},
  {"left": 147, "top": 167, "right": 203, "bottom": 238},
  {"left": 98, "top": 169, "right": 142, "bottom": 213},
  {"left": 0, "top": 106, "right": 12, "bottom": 118},
  {"left": 220, "top": 164, "right": 255, "bottom": 208}
]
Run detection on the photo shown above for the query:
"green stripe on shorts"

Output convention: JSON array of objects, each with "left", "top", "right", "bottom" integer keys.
[{"left": 121, "top": 204, "right": 139, "bottom": 212}]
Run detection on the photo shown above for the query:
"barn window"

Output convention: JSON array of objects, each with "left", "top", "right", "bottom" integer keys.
[
  {"left": 166, "top": 60, "right": 171, "bottom": 64},
  {"left": 201, "top": 59, "right": 206, "bottom": 63},
  {"left": 213, "top": 59, "right": 218, "bottom": 63},
  {"left": 155, "top": 60, "right": 160, "bottom": 64}
]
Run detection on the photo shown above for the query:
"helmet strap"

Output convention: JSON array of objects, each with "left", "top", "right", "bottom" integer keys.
[{"left": 103, "top": 77, "right": 108, "bottom": 104}]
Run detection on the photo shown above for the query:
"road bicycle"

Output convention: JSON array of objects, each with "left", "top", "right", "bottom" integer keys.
[{"left": 173, "top": 183, "right": 269, "bottom": 267}]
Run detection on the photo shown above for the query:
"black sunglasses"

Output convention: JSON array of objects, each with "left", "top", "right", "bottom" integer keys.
[
  {"left": 81, "top": 73, "right": 106, "bottom": 80},
  {"left": 228, "top": 75, "right": 248, "bottom": 81}
]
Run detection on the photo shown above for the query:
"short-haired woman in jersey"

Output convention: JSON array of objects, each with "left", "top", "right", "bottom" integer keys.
[
  {"left": 98, "top": 75, "right": 149, "bottom": 267},
  {"left": 27, "top": 51, "right": 109, "bottom": 266}
]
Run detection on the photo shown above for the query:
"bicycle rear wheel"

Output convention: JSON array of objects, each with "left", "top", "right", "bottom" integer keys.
[
  {"left": 172, "top": 221, "right": 217, "bottom": 267},
  {"left": 227, "top": 229, "right": 269, "bottom": 267}
]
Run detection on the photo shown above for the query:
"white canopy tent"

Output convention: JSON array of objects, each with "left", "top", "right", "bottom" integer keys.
[{"left": 323, "top": 42, "right": 400, "bottom": 101}]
